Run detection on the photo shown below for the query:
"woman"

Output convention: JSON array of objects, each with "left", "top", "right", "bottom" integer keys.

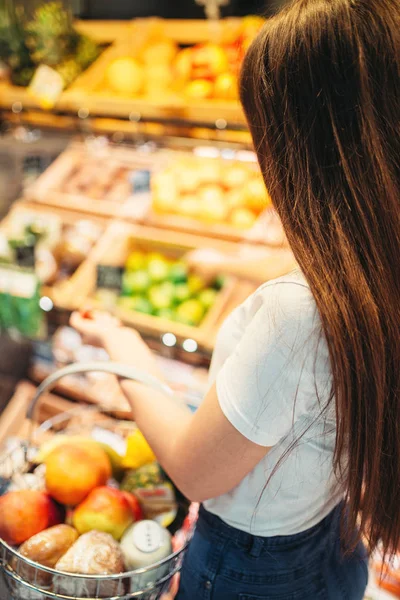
[{"left": 71, "top": 0, "right": 400, "bottom": 597}]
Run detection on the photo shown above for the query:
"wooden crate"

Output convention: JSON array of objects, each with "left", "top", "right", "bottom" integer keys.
[
  {"left": 69, "top": 221, "right": 237, "bottom": 349},
  {"left": 145, "top": 150, "right": 282, "bottom": 244},
  {"left": 28, "top": 142, "right": 161, "bottom": 219},
  {"left": 65, "top": 18, "right": 247, "bottom": 127},
  {"left": 0, "top": 201, "right": 109, "bottom": 310},
  {"left": 0, "top": 381, "right": 76, "bottom": 446}
]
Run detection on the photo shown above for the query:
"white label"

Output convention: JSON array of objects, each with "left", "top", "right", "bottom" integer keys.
[
  {"left": 29, "top": 65, "right": 64, "bottom": 109},
  {"left": 0, "top": 267, "right": 37, "bottom": 298},
  {"left": 132, "top": 521, "right": 162, "bottom": 554}
]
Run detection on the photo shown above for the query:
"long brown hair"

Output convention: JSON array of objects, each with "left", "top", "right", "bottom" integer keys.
[{"left": 241, "top": 0, "right": 400, "bottom": 556}]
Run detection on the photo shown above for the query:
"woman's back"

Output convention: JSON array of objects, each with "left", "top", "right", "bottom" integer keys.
[{"left": 206, "top": 270, "right": 340, "bottom": 535}]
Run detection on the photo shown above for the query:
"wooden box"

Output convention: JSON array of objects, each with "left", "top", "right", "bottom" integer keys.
[
  {"left": 145, "top": 150, "right": 282, "bottom": 244},
  {"left": 65, "top": 18, "right": 248, "bottom": 127},
  {"left": 28, "top": 142, "right": 161, "bottom": 219},
  {"left": 69, "top": 221, "right": 237, "bottom": 350},
  {"left": 0, "top": 201, "right": 109, "bottom": 310}
]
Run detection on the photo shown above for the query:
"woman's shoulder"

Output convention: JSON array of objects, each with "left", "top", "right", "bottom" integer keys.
[{"left": 244, "top": 269, "right": 317, "bottom": 326}]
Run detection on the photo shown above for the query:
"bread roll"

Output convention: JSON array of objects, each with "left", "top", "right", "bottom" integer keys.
[
  {"left": 54, "top": 530, "right": 125, "bottom": 598},
  {"left": 17, "top": 525, "right": 78, "bottom": 589}
]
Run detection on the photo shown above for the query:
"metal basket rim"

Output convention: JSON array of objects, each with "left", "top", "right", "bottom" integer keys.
[{"left": 1, "top": 534, "right": 190, "bottom": 580}]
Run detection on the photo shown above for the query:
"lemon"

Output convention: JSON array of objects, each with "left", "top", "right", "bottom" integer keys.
[
  {"left": 198, "top": 288, "right": 218, "bottom": 310},
  {"left": 106, "top": 57, "right": 144, "bottom": 96},
  {"left": 122, "top": 430, "right": 156, "bottom": 470},
  {"left": 175, "top": 299, "right": 205, "bottom": 326}
]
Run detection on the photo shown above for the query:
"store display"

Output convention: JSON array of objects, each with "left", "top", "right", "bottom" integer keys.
[
  {"left": 1, "top": 1, "right": 101, "bottom": 89},
  {"left": 114, "top": 249, "right": 223, "bottom": 327},
  {"left": 0, "top": 204, "right": 105, "bottom": 315},
  {"left": 76, "top": 17, "right": 263, "bottom": 106},
  {"left": 31, "top": 142, "right": 157, "bottom": 218},
  {"left": 151, "top": 153, "right": 272, "bottom": 237}
]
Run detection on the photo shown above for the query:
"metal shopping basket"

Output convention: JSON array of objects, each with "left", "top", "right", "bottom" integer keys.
[{"left": 0, "top": 362, "right": 194, "bottom": 600}]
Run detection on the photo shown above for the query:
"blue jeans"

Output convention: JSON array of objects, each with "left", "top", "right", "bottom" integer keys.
[{"left": 176, "top": 504, "right": 368, "bottom": 600}]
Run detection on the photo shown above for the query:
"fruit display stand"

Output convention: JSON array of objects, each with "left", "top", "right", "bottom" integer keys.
[
  {"left": 28, "top": 141, "right": 161, "bottom": 220},
  {"left": 146, "top": 150, "right": 282, "bottom": 244},
  {"left": 63, "top": 18, "right": 249, "bottom": 128},
  {"left": 66, "top": 221, "right": 237, "bottom": 351},
  {"left": 0, "top": 200, "right": 110, "bottom": 310},
  {"left": 0, "top": 364, "right": 193, "bottom": 600}
]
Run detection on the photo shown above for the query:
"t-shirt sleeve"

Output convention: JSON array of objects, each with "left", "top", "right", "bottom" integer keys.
[{"left": 216, "top": 282, "right": 329, "bottom": 447}]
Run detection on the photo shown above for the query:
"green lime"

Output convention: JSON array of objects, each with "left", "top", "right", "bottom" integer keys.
[
  {"left": 148, "top": 282, "right": 175, "bottom": 310},
  {"left": 168, "top": 262, "right": 188, "bottom": 284},
  {"left": 174, "top": 283, "right": 191, "bottom": 303},
  {"left": 118, "top": 296, "right": 153, "bottom": 314},
  {"left": 156, "top": 308, "right": 175, "bottom": 321},
  {"left": 133, "top": 297, "right": 154, "bottom": 315},
  {"left": 198, "top": 288, "right": 218, "bottom": 310},
  {"left": 125, "top": 251, "right": 146, "bottom": 272},
  {"left": 122, "top": 270, "right": 151, "bottom": 295},
  {"left": 188, "top": 274, "right": 206, "bottom": 295},
  {"left": 147, "top": 258, "right": 170, "bottom": 283},
  {"left": 175, "top": 299, "right": 205, "bottom": 326}
]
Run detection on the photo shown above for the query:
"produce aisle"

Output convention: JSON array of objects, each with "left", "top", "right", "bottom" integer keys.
[{"left": 0, "top": 3, "right": 399, "bottom": 600}]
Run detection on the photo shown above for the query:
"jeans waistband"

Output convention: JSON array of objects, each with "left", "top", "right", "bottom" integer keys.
[{"left": 198, "top": 502, "right": 343, "bottom": 552}]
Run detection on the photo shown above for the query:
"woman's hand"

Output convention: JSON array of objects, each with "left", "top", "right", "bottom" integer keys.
[{"left": 70, "top": 310, "right": 163, "bottom": 380}]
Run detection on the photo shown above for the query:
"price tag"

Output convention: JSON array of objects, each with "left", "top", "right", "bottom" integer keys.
[
  {"left": 0, "top": 267, "right": 37, "bottom": 298},
  {"left": 96, "top": 265, "right": 123, "bottom": 291},
  {"left": 15, "top": 244, "right": 35, "bottom": 269},
  {"left": 130, "top": 170, "right": 151, "bottom": 194},
  {"left": 29, "top": 65, "right": 64, "bottom": 110}
]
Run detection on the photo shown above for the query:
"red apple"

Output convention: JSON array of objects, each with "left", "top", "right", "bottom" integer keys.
[
  {"left": 121, "top": 491, "right": 143, "bottom": 522},
  {"left": 73, "top": 486, "right": 133, "bottom": 540},
  {"left": 0, "top": 490, "right": 63, "bottom": 545}
]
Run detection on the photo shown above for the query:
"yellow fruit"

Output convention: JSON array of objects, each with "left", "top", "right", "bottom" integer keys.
[
  {"left": 214, "top": 73, "right": 238, "bottom": 100},
  {"left": 177, "top": 167, "right": 201, "bottom": 194},
  {"left": 230, "top": 207, "right": 257, "bottom": 229},
  {"left": 225, "top": 189, "right": 245, "bottom": 210},
  {"left": 192, "top": 44, "right": 229, "bottom": 78},
  {"left": 35, "top": 436, "right": 103, "bottom": 464},
  {"left": 145, "top": 64, "right": 174, "bottom": 95},
  {"left": 174, "top": 48, "right": 193, "bottom": 80},
  {"left": 243, "top": 178, "right": 269, "bottom": 213},
  {"left": 197, "top": 161, "right": 221, "bottom": 185},
  {"left": 221, "top": 165, "right": 250, "bottom": 189},
  {"left": 141, "top": 41, "right": 177, "bottom": 65},
  {"left": 199, "top": 185, "right": 228, "bottom": 223},
  {"left": 106, "top": 58, "right": 144, "bottom": 96},
  {"left": 122, "top": 430, "right": 156, "bottom": 470},
  {"left": 184, "top": 79, "right": 214, "bottom": 100},
  {"left": 178, "top": 195, "right": 202, "bottom": 218}
]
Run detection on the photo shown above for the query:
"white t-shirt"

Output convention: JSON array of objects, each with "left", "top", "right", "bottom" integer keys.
[{"left": 204, "top": 270, "right": 343, "bottom": 536}]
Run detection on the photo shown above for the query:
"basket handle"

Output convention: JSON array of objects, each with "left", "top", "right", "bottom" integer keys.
[{"left": 27, "top": 361, "right": 175, "bottom": 421}]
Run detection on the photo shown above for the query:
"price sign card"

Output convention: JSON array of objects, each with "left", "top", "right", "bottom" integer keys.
[
  {"left": 29, "top": 65, "right": 64, "bottom": 110},
  {"left": 96, "top": 265, "right": 123, "bottom": 291}
]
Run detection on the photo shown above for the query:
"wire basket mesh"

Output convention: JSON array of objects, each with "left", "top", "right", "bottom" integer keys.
[{"left": 0, "top": 362, "right": 195, "bottom": 599}]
